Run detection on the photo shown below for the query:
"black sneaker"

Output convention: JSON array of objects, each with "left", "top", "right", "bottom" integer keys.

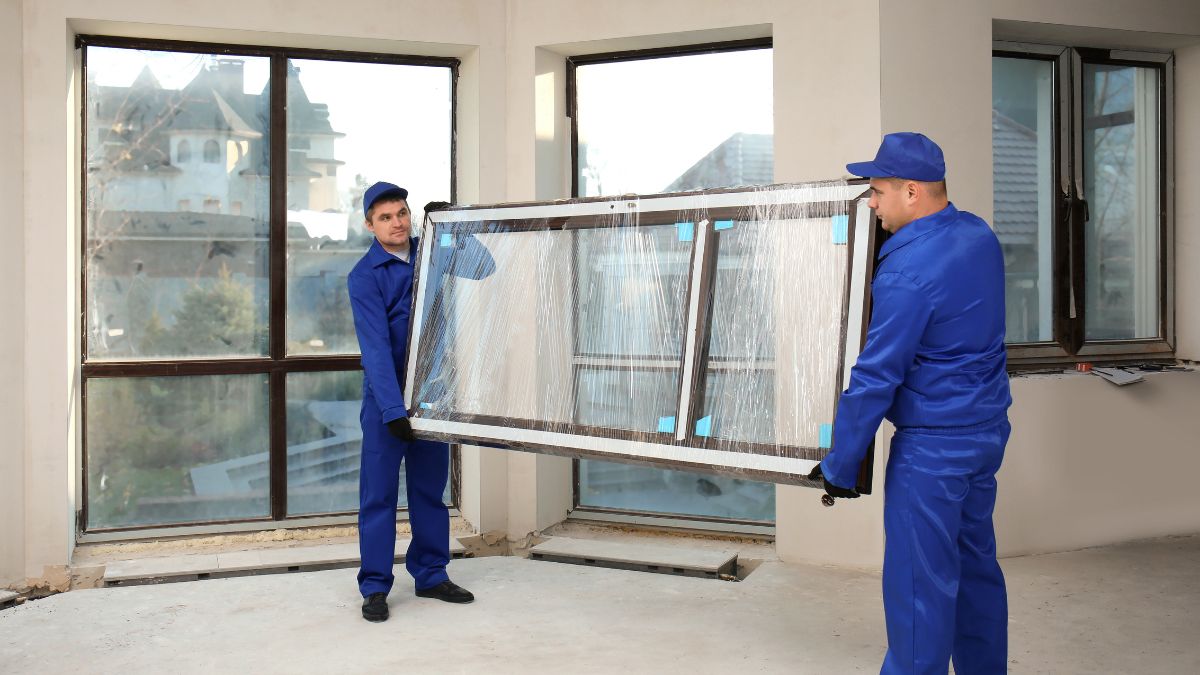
[
  {"left": 415, "top": 580, "right": 474, "bottom": 604},
  {"left": 362, "top": 592, "right": 389, "bottom": 622}
]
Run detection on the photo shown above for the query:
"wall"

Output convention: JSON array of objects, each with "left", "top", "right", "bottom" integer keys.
[
  {"left": 1000, "top": 371, "right": 1200, "bottom": 555},
  {"left": 503, "top": 0, "right": 889, "bottom": 566},
  {"left": 877, "top": 0, "right": 1200, "bottom": 558},
  {"left": 0, "top": 0, "right": 26, "bottom": 587},
  {"left": 5, "top": 0, "right": 1200, "bottom": 585},
  {"left": 1177, "top": 43, "right": 1200, "bottom": 360}
]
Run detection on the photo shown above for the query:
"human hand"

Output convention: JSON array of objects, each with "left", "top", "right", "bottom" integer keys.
[
  {"left": 387, "top": 417, "right": 416, "bottom": 442},
  {"left": 808, "top": 463, "right": 859, "bottom": 503}
]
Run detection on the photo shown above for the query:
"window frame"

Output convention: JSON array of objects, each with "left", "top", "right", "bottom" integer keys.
[
  {"left": 565, "top": 38, "right": 783, "bottom": 525},
  {"left": 566, "top": 37, "right": 773, "bottom": 201},
  {"left": 404, "top": 185, "right": 879, "bottom": 531},
  {"left": 78, "top": 34, "right": 460, "bottom": 534},
  {"left": 994, "top": 41, "right": 1174, "bottom": 368}
]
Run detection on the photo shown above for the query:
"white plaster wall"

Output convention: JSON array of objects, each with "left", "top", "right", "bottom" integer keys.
[
  {"left": 0, "top": 0, "right": 26, "bottom": 588},
  {"left": 1176, "top": 44, "right": 1200, "bottom": 361},
  {"left": 998, "top": 371, "right": 1200, "bottom": 555},
  {"left": 878, "top": 0, "right": 1200, "bottom": 559},
  {"left": 502, "top": 0, "right": 889, "bottom": 563},
  {"left": 9, "top": 0, "right": 1200, "bottom": 580}
]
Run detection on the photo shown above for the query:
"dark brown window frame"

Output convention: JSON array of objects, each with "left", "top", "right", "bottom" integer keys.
[
  {"left": 77, "top": 34, "right": 460, "bottom": 534},
  {"left": 566, "top": 37, "right": 773, "bottom": 201},
  {"left": 994, "top": 41, "right": 1175, "bottom": 369},
  {"left": 564, "top": 38, "right": 795, "bottom": 525},
  {"left": 565, "top": 38, "right": 784, "bottom": 525}
]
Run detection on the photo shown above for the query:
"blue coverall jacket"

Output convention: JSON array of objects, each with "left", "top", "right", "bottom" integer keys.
[{"left": 820, "top": 203, "right": 1013, "bottom": 674}]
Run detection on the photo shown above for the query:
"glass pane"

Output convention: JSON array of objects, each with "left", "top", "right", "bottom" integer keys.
[
  {"left": 697, "top": 215, "right": 844, "bottom": 452},
  {"left": 287, "top": 370, "right": 450, "bottom": 515},
  {"left": 575, "top": 225, "right": 691, "bottom": 360},
  {"left": 411, "top": 222, "right": 691, "bottom": 430},
  {"left": 286, "top": 60, "right": 452, "bottom": 355},
  {"left": 86, "top": 375, "right": 270, "bottom": 529},
  {"left": 575, "top": 48, "right": 773, "bottom": 196},
  {"left": 578, "top": 459, "right": 776, "bottom": 522},
  {"left": 573, "top": 47, "right": 776, "bottom": 522},
  {"left": 84, "top": 47, "right": 270, "bottom": 359},
  {"left": 1083, "top": 63, "right": 1161, "bottom": 340},
  {"left": 574, "top": 368, "right": 680, "bottom": 434},
  {"left": 576, "top": 369, "right": 774, "bottom": 522},
  {"left": 992, "top": 57, "right": 1055, "bottom": 343},
  {"left": 699, "top": 224, "right": 783, "bottom": 446},
  {"left": 286, "top": 370, "right": 364, "bottom": 515}
]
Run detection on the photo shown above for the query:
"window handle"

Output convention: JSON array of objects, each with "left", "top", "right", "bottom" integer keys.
[{"left": 1066, "top": 190, "right": 1089, "bottom": 322}]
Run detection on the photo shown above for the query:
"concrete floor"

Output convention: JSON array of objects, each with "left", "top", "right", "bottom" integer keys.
[{"left": 2, "top": 535, "right": 1198, "bottom": 674}]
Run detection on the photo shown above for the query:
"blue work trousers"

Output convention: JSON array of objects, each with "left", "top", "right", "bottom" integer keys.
[
  {"left": 356, "top": 392, "right": 451, "bottom": 597},
  {"left": 881, "top": 416, "right": 1010, "bottom": 675}
]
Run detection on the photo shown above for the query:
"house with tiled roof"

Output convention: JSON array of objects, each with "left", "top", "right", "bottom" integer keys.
[
  {"left": 663, "top": 132, "right": 774, "bottom": 192},
  {"left": 87, "top": 58, "right": 342, "bottom": 217}
]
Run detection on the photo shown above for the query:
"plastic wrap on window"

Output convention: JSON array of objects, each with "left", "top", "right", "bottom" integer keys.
[{"left": 404, "top": 181, "right": 877, "bottom": 487}]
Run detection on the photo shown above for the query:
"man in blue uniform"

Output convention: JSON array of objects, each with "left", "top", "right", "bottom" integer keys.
[
  {"left": 349, "top": 181, "right": 479, "bottom": 622},
  {"left": 809, "top": 133, "right": 1012, "bottom": 673}
]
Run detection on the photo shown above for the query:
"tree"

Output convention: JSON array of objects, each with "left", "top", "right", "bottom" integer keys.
[{"left": 147, "top": 264, "right": 263, "bottom": 356}]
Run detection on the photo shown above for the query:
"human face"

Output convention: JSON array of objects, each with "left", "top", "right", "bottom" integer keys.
[
  {"left": 365, "top": 199, "right": 412, "bottom": 253},
  {"left": 867, "top": 178, "right": 915, "bottom": 233}
]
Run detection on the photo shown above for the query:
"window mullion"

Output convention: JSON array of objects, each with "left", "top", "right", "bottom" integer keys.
[
  {"left": 675, "top": 219, "right": 716, "bottom": 442},
  {"left": 268, "top": 54, "right": 288, "bottom": 520},
  {"left": 269, "top": 54, "right": 288, "bottom": 362}
]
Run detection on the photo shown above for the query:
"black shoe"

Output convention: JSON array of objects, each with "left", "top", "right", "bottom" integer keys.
[
  {"left": 362, "top": 592, "right": 389, "bottom": 622},
  {"left": 415, "top": 580, "right": 474, "bottom": 604}
]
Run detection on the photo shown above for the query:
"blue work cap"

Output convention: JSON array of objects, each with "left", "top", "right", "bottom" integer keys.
[
  {"left": 846, "top": 132, "right": 946, "bottom": 182},
  {"left": 363, "top": 181, "right": 409, "bottom": 218}
]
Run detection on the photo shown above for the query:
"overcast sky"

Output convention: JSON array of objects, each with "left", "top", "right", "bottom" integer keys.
[
  {"left": 576, "top": 48, "right": 773, "bottom": 195},
  {"left": 88, "top": 45, "right": 772, "bottom": 230},
  {"left": 88, "top": 46, "right": 452, "bottom": 237}
]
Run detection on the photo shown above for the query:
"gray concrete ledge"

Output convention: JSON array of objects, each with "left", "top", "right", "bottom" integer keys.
[
  {"left": 103, "top": 538, "right": 466, "bottom": 586},
  {"left": 529, "top": 536, "right": 737, "bottom": 578},
  {"left": 0, "top": 590, "right": 16, "bottom": 609}
]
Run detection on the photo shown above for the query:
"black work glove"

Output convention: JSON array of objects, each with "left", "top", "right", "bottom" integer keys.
[
  {"left": 386, "top": 417, "right": 416, "bottom": 442},
  {"left": 808, "top": 463, "right": 859, "bottom": 499},
  {"left": 423, "top": 201, "right": 452, "bottom": 213}
]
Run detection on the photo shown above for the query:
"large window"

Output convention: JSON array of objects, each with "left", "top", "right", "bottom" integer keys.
[
  {"left": 993, "top": 43, "right": 1173, "bottom": 365},
  {"left": 405, "top": 185, "right": 872, "bottom": 495},
  {"left": 568, "top": 40, "right": 777, "bottom": 524},
  {"left": 81, "top": 37, "right": 455, "bottom": 532}
]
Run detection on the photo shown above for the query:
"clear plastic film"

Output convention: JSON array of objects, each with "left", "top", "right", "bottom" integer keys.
[{"left": 405, "top": 181, "right": 875, "bottom": 486}]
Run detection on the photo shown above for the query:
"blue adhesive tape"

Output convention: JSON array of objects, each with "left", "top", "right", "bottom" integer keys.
[
  {"left": 657, "top": 416, "right": 676, "bottom": 433},
  {"left": 676, "top": 222, "right": 694, "bottom": 242},
  {"left": 695, "top": 415, "right": 713, "bottom": 437},
  {"left": 419, "top": 402, "right": 433, "bottom": 410},
  {"left": 440, "top": 232, "right": 455, "bottom": 247},
  {"left": 714, "top": 219, "right": 734, "bottom": 231},
  {"left": 832, "top": 214, "right": 849, "bottom": 245},
  {"left": 819, "top": 423, "right": 833, "bottom": 449}
]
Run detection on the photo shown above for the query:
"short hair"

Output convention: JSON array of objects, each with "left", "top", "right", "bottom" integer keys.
[
  {"left": 366, "top": 195, "right": 407, "bottom": 221},
  {"left": 883, "top": 177, "right": 947, "bottom": 199}
]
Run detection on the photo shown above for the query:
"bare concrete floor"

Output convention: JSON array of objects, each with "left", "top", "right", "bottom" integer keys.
[{"left": 2, "top": 535, "right": 1198, "bottom": 674}]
